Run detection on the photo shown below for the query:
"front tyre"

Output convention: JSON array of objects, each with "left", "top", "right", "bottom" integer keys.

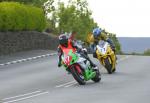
[
  {"left": 104, "top": 57, "right": 112, "bottom": 74},
  {"left": 91, "top": 69, "right": 101, "bottom": 83},
  {"left": 70, "top": 66, "right": 86, "bottom": 85},
  {"left": 112, "top": 68, "right": 116, "bottom": 73}
]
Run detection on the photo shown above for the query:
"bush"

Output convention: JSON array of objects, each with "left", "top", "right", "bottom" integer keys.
[
  {"left": 0, "top": 2, "right": 46, "bottom": 32},
  {"left": 144, "top": 49, "right": 150, "bottom": 56}
]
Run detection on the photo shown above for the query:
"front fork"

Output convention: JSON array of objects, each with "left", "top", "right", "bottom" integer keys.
[
  {"left": 99, "top": 55, "right": 116, "bottom": 70},
  {"left": 68, "top": 64, "right": 96, "bottom": 81}
]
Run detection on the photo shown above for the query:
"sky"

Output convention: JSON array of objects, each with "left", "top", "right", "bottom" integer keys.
[
  {"left": 87, "top": 0, "right": 150, "bottom": 37},
  {"left": 51, "top": 0, "right": 150, "bottom": 37}
]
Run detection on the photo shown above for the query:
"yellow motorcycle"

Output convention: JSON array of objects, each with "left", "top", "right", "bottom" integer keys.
[{"left": 96, "top": 40, "right": 116, "bottom": 74}]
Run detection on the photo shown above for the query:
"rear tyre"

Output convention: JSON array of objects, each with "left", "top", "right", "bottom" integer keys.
[
  {"left": 91, "top": 69, "right": 101, "bottom": 83},
  {"left": 104, "top": 58, "right": 112, "bottom": 74},
  {"left": 70, "top": 66, "right": 86, "bottom": 85}
]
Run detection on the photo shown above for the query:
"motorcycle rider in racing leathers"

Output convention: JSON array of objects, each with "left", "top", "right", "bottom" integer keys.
[
  {"left": 91, "top": 28, "right": 116, "bottom": 58},
  {"left": 57, "top": 33, "right": 98, "bottom": 70}
]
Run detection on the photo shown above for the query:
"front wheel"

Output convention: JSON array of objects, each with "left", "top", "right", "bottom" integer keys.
[
  {"left": 91, "top": 69, "right": 101, "bottom": 83},
  {"left": 104, "top": 57, "right": 113, "bottom": 74},
  {"left": 112, "top": 68, "right": 116, "bottom": 73},
  {"left": 70, "top": 66, "right": 86, "bottom": 85}
]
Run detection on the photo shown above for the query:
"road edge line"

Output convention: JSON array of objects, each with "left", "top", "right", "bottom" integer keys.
[{"left": 0, "top": 53, "right": 57, "bottom": 67}]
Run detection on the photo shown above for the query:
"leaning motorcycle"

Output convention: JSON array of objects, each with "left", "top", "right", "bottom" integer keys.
[
  {"left": 61, "top": 48, "right": 101, "bottom": 85},
  {"left": 96, "top": 40, "right": 116, "bottom": 74}
]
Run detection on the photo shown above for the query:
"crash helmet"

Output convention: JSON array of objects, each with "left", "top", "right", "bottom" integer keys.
[
  {"left": 92, "top": 28, "right": 102, "bottom": 38},
  {"left": 58, "top": 34, "right": 68, "bottom": 47}
]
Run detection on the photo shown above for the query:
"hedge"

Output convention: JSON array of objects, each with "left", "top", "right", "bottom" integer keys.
[
  {"left": 144, "top": 49, "right": 150, "bottom": 56},
  {"left": 0, "top": 2, "right": 46, "bottom": 32}
]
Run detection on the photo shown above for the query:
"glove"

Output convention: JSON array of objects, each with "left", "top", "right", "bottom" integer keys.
[
  {"left": 82, "top": 48, "right": 87, "bottom": 52},
  {"left": 82, "top": 48, "right": 88, "bottom": 55},
  {"left": 58, "top": 61, "right": 62, "bottom": 67},
  {"left": 58, "top": 64, "right": 61, "bottom": 67}
]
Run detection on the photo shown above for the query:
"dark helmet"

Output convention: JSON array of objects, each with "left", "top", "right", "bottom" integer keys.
[
  {"left": 58, "top": 34, "right": 68, "bottom": 47},
  {"left": 92, "top": 28, "right": 102, "bottom": 38}
]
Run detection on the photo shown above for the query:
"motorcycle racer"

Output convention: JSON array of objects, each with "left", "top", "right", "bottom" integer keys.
[
  {"left": 91, "top": 28, "right": 116, "bottom": 58},
  {"left": 57, "top": 33, "right": 98, "bottom": 70}
]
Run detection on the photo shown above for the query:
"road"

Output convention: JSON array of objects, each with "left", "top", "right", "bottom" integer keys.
[{"left": 0, "top": 54, "right": 150, "bottom": 103}]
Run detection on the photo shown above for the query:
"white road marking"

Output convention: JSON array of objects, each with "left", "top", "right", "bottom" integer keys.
[
  {"left": 37, "top": 56, "right": 42, "bottom": 58},
  {"left": 118, "top": 56, "right": 130, "bottom": 62},
  {"left": 55, "top": 81, "right": 76, "bottom": 88},
  {"left": 0, "top": 53, "right": 57, "bottom": 66},
  {"left": 2, "top": 91, "right": 41, "bottom": 100},
  {"left": 64, "top": 82, "right": 77, "bottom": 87},
  {"left": 32, "top": 57, "right": 37, "bottom": 59},
  {"left": 27, "top": 58, "right": 33, "bottom": 60},
  {"left": 11, "top": 61, "right": 18, "bottom": 63},
  {"left": 20, "top": 59, "right": 26, "bottom": 61},
  {"left": 6, "top": 62, "right": 11, "bottom": 65},
  {"left": 0, "top": 64, "right": 5, "bottom": 66},
  {"left": 2, "top": 92, "right": 49, "bottom": 103}
]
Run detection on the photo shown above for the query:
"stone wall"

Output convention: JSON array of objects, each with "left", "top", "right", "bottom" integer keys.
[{"left": 0, "top": 31, "right": 58, "bottom": 56}]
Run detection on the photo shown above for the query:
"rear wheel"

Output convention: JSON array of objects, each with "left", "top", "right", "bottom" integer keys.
[
  {"left": 70, "top": 66, "right": 86, "bottom": 85},
  {"left": 91, "top": 69, "right": 101, "bottom": 83},
  {"left": 104, "top": 58, "right": 112, "bottom": 74}
]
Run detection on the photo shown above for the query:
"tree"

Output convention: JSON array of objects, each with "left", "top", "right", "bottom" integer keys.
[
  {"left": 107, "top": 33, "right": 122, "bottom": 54},
  {"left": 44, "top": 0, "right": 97, "bottom": 40},
  {"left": 144, "top": 49, "right": 150, "bottom": 56},
  {"left": 0, "top": 0, "right": 48, "bottom": 7}
]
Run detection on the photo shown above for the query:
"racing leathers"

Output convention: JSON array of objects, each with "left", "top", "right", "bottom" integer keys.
[
  {"left": 91, "top": 31, "right": 116, "bottom": 58},
  {"left": 57, "top": 39, "right": 97, "bottom": 68}
]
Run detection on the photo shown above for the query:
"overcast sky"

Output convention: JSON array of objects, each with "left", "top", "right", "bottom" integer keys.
[
  {"left": 87, "top": 0, "right": 150, "bottom": 37},
  {"left": 56, "top": 0, "right": 150, "bottom": 37}
]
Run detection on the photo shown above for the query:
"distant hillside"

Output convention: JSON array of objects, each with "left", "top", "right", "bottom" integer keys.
[{"left": 118, "top": 37, "right": 150, "bottom": 53}]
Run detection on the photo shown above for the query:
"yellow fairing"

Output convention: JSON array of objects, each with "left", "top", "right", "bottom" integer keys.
[{"left": 96, "top": 45, "right": 116, "bottom": 70}]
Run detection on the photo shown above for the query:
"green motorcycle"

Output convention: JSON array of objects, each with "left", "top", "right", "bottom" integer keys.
[{"left": 61, "top": 49, "right": 101, "bottom": 85}]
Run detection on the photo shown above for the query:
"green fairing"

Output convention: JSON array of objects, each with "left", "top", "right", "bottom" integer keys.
[
  {"left": 68, "top": 50, "right": 78, "bottom": 65},
  {"left": 62, "top": 50, "right": 78, "bottom": 68},
  {"left": 84, "top": 68, "right": 96, "bottom": 80},
  {"left": 62, "top": 49, "right": 96, "bottom": 81}
]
